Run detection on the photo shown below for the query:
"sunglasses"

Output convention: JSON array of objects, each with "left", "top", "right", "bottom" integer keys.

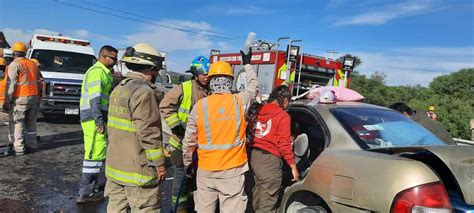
[{"left": 104, "top": 55, "right": 118, "bottom": 62}]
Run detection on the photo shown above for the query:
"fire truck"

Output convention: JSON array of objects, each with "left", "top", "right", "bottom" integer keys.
[{"left": 209, "top": 37, "right": 352, "bottom": 97}]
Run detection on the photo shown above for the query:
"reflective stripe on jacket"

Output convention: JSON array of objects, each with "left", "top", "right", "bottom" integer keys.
[
  {"left": 106, "top": 71, "right": 165, "bottom": 187},
  {"left": 160, "top": 79, "right": 208, "bottom": 130},
  {"left": 79, "top": 62, "right": 113, "bottom": 125},
  {"left": 163, "top": 80, "right": 192, "bottom": 128},
  {"left": 196, "top": 93, "right": 247, "bottom": 171},
  {"left": 177, "top": 80, "right": 192, "bottom": 126}
]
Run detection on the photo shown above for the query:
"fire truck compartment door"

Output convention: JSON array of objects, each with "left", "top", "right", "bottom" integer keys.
[{"left": 231, "top": 64, "right": 275, "bottom": 95}]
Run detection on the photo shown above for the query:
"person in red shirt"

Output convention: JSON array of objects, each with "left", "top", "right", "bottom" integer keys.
[{"left": 249, "top": 85, "right": 299, "bottom": 212}]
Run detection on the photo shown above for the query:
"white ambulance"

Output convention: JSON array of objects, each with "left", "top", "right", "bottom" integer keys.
[{"left": 26, "top": 34, "right": 96, "bottom": 118}]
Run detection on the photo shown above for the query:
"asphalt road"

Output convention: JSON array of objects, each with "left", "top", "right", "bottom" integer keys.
[{"left": 0, "top": 113, "right": 174, "bottom": 213}]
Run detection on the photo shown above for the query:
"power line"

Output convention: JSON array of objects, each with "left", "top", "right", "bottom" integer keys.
[
  {"left": 74, "top": 0, "right": 244, "bottom": 40},
  {"left": 52, "top": 0, "right": 241, "bottom": 42}
]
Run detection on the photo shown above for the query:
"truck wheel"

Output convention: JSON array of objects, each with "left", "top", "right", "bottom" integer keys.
[{"left": 287, "top": 201, "right": 328, "bottom": 213}]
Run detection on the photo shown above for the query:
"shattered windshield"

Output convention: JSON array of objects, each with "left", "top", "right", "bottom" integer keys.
[
  {"left": 330, "top": 108, "right": 446, "bottom": 149},
  {"left": 31, "top": 49, "right": 96, "bottom": 74}
]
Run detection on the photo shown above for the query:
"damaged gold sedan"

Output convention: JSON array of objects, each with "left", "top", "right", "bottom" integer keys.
[{"left": 280, "top": 101, "right": 473, "bottom": 213}]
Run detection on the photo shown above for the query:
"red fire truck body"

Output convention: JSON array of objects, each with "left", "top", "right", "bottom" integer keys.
[{"left": 210, "top": 50, "right": 345, "bottom": 96}]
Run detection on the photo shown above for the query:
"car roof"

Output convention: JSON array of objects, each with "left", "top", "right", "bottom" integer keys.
[{"left": 290, "top": 99, "right": 389, "bottom": 110}]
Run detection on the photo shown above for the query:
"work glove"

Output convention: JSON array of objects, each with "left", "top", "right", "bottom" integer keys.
[
  {"left": 240, "top": 48, "right": 252, "bottom": 65},
  {"left": 171, "top": 126, "right": 185, "bottom": 137}
]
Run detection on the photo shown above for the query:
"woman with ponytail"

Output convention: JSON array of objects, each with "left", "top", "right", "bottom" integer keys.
[{"left": 249, "top": 85, "right": 299, "bottom": 212}]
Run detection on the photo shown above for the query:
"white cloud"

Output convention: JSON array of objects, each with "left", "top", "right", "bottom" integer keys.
[
  {"left": 123, "top": 20, "right": 216, "bottom": 51},
  {"left": 1, "top": 28, "right": 112, "bottom": 46},
  {"left": 70, "top": 29, "right": 111, "bottom": 41},
  {"left": 122, "top": 19, "right": 234, "bottom": 73},
  {"left": 226, "top": 6, "right": 275, "bottom": 15},
  {"left": 1, "top": 28, "right": 59, "bottom": 44},
  {"left": 327, "top": 46, "right": 474, "bottom": 86},
  {"left": 333, "top": 0, "right": 441, "bottom": 26}
]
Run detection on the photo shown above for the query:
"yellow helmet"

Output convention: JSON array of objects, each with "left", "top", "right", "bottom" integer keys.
[
  {"left": 12, "top": 42, "right": 27, "bottom": 53},
  {"left": 121, "top": 43, "right": 163, "bottom": 67},
  {"left": 428, "top": 105, "right": 435, "bottom": 111},
  {"left": 208, "top": 61, "right": 233, "bottom": 78},
  {"left": 0, "top": 58, "right": 6, "bottom": 66}
]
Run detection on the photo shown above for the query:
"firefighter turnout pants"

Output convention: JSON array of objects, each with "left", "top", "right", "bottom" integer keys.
[
  {"left": 105, "top": 179, "right": 161, "bottom": 213},
  {"left": 78, "top": 120, "right": 107, "bottom": 197},
  {"left": 8, "top": 98, "right": 39, "bottom": 153}
]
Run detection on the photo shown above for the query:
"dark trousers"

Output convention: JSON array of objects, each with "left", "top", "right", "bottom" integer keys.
[
  {"left": 250, "top": 148, "right": 283, "bottom": 212},
  {"left": 170, "top": 150, "right": 194, "bottom": 212},
  {"left": 78, "top": 160, "right": 106, "bottom": 197}
]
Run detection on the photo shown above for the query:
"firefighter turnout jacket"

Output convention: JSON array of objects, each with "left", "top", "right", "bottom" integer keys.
[
  {"left": 106, "top": 71, "right": 165, "bottom": 186},
  {"left": 159, "top": 79, "right": 209, "bottom": 150}
]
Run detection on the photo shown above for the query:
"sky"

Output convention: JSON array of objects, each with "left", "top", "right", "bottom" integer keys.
[{"left": 0, "top": 0, "right": 473, "bottom": 86}]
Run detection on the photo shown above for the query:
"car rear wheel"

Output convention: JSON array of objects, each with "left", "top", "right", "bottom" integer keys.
[{"left": 287, "top": 201, "right": 328, "bottom": 213}]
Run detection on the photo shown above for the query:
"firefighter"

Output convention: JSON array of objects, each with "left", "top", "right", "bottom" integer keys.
[
  {"left": 76, "top": 45, "right": 118, "bottom": 203},
  {"left": 182, "top": 49, "right": 257, "bottom": 212},
  {"left": 159, "top": 56, "right": 210, "bottom": 212},
  {"left": 104, "top": 43, "right": 166, "bottom": 212},
  {"left": 277, "top": 62, "right": 295, "bottom": 86},
  {"left": 1, "top": 42, "right": 41, "bottom": 156}
]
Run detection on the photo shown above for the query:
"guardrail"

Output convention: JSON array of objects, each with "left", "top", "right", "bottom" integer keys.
[{"left": 454, "top": 138, "right": 474, "bottom": 146}]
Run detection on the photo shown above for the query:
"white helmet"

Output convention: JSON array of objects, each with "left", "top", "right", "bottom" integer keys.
[{"left": 121, "top": 43, "right": 164, "bottom": 67}]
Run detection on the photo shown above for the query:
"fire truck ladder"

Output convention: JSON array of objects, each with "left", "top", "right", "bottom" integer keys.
[{"left": 273, "top": 37, "right": 305, "bottom": 96}]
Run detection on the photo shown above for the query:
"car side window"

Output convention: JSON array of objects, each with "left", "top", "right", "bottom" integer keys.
[{"left": 284, "top": 107, "right": 328, "bottom": 183}]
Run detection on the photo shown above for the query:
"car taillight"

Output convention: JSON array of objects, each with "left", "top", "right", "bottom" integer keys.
[{"left": 391, "top": 182, "right": 452, "bottom": 213}]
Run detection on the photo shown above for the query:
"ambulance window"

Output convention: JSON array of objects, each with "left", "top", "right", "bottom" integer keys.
[{"left": 31, "top": 50, "right": 96, "bottom": 74}]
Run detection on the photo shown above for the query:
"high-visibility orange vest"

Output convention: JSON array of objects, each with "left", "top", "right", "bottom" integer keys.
[
  {"left": 11, "top": 59, "right": 39, "bottom": 98},
  {"left": 196, "top": 93, "right": 247, "bottom": 171},
  {"left": 0, "top": 67, "right": 7, "bottom": 105}
]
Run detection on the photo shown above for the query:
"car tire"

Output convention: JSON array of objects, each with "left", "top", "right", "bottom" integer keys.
[{"left": 287, "top": 201, "right": 328, "bottom": 213}]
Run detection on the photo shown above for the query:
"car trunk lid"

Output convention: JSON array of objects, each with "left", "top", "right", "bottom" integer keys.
[{"left": 368, "top": 146, "right": 474, "bottom": 205}]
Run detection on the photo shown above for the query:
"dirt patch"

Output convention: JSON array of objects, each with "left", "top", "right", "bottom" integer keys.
[{"left": 0, "top": 197, "right": 31, "bottom": 213}]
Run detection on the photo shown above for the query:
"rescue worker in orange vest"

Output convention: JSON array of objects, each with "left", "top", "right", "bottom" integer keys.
[
  {"left": 1, "top": 42, "right": 41, "bottom": 156},
  {"left": 29, "top": 58, "right": 45, "bottom": 142},
  {"left": 159, "top": 56, "right": 210, "bottom": 212},
  {"left": 0, "top": 57, "right": 7, "bottom": 104},
  {"left": 182, "top": 49, "right": 258, "bottom": 212},
  {"left": 0, "top": 57, "right": 6, "bottom": 81}
]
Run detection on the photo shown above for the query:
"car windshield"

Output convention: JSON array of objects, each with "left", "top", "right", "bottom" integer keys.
[
  {"left": 330, "top": 108, "right": 446, "bottom": 149},
  {"left": 31, "top": 49, "right": 96, "bottom": 74}
]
